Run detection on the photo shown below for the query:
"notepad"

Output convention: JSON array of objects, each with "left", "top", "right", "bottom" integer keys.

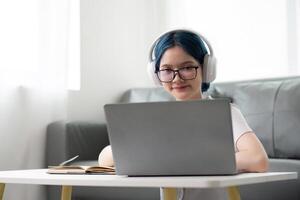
[{"left": 47, "top": 165, "right": 115, "bottom": 174}]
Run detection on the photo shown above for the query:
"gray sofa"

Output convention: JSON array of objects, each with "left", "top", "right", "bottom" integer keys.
[{"left": 46, "top": 76, "right": 300, "bottom": 200}]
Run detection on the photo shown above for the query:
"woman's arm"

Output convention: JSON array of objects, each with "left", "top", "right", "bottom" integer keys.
[
  {"left": 98, "top": 145, "right": 114, "bottom": 167},
  {"left": 235, "top": 132, "right": 269, "bottom": 172}
]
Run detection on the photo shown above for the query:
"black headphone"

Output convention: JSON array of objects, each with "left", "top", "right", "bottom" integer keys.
[{"left": 147, "top": 29, "right": 217, "bottom": 86}]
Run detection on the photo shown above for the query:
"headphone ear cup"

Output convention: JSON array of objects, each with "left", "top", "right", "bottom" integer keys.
[
  {"left": 202, "top": 54, "right": 217, "bottom": 83},
  {"left": 147, "top": 61, "right": 162, "bottom": 86}
]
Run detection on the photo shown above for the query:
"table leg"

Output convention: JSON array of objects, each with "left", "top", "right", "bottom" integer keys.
[
  {"left": 0, "top": 183, "right": 5, "bottom": 200},
  {"left": 61, "top": 185, "right": 72, "bottom": 200},
  {"left": 227, "top": 186, "right": 241, "bottom": 200},
  {"left": 162, "top": 188, "right": 177, "bottom": 200}
]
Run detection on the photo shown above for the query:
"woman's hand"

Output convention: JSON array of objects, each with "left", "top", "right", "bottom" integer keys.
[
  {"left": 235, "top": 132, "right": 269, "bottom": 172},
  {"left": 98, "top": 145, "right": 114, "bottom": 167}
]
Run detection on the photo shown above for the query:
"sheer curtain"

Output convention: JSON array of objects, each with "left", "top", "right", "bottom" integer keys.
[
  {"left": 164, "top": 0, "right": 300, "bottom": 82},
  {"left": 0, "top": 0, "right": 79, "bottom": 199}
]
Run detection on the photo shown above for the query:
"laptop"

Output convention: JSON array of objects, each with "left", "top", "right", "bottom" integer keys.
[{"left": 104, "top": 99, "right": 237, "bottom": 176}]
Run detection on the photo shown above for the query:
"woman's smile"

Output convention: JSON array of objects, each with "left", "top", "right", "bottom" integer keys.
[{"left": 172, "top": 84, "right": 190, "bottom": 92}]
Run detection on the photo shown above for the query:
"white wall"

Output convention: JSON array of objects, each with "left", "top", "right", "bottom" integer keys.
[
  {"left": 164, "top": 0, "right": 296, "bottom": 82},
  {"left": 67, "top": 0, "right": 167, "bottom": 122}
]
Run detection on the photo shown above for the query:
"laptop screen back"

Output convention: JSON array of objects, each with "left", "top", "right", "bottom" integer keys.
[{"left": 104, "top": 99, "right": 236, "bottom": 176}]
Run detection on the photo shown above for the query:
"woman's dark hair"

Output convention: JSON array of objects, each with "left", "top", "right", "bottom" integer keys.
[{"left": 153, "top": 30, "right": 210, "bottom": 92}]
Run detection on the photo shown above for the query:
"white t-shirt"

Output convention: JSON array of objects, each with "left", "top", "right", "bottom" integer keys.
[
  {"left": 160, "top": 103, "right": 253, "bottom": 200},
  {"left": 231, "top": 104, "right": 253, "bottom": 151}
]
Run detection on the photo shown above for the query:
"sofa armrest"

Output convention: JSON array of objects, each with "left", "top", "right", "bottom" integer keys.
[{"left": 46, "top": 121, "right": 109, "bottom": 167}]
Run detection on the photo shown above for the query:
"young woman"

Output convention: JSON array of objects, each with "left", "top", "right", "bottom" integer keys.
[{"left": 99, "top": 29, "right": 269, "bottom": 200}]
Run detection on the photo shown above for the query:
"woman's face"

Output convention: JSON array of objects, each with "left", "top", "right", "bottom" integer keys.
[{"left": 159, "top": 46, "right": 202, "bottom": 101}]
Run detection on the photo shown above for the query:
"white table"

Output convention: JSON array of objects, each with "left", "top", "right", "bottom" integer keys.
[{"left": 0, "top": 169, "right": 297, "bottom": 200}]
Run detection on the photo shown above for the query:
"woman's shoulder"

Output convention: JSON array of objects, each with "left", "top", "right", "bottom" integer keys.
[
  {"left": 204, "top": 95, "right": 243, "bottom": 115},
  {"left": 230, "top": 103, "right": 242, "bottom": 113},
  {"left": 205, "top": 95, "right": 241, "bottom": 112}
]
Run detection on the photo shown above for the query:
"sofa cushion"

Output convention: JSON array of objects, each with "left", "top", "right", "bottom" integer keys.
[
  {"left": 120, "top": 87, "right": 174, "bottom": 103},
  {"left": 210, "top": 80, "right": 283, "bottom": 157},
  {"left": 66, "top": 122, "right": 110, "bottom": 161},
  {"left": 274, "top": 78, "right": 300, "bottom": 158}
]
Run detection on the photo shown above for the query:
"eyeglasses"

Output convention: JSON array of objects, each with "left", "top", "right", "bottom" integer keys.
[{"left": 156, "top": 66, "right": 199, "bottom": 83}]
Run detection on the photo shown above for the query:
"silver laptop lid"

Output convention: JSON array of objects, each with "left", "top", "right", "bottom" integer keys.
[{"left": 104, "top": 99, "right": 236, "bottom": 176}]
